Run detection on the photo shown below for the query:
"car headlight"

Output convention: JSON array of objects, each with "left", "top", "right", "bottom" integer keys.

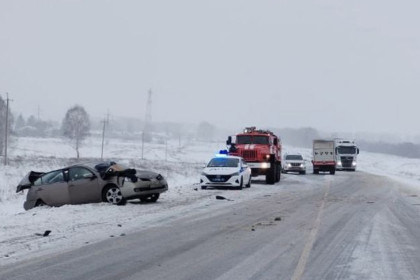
[
  {"left": 261, "top": 162, "right": 269, "bottom": 168},
  {"left": 300, "top": 163, "right": 305, "bottom": 167},
  {"left": 287, "top": 163, "right": 291, "bottom": 167},
  {"left": 337, "top": 161, "right": 342, "bottom": 166},
  {"left": 352, "top": 162, "right": 357, "bottom": 166}
]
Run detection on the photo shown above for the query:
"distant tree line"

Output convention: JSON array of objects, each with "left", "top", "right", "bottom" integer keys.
[
  {"left": 4, "top": 98, "right": 420, "bottom": 159},
  {"left": 272, "top": 127, "right": 420, "bottom": 159},
  {"left": 358, "top": 140, "right": 420, "bottom": 159},
  {"left": 272, "top": 127, "right": 320, "bottom": 148},
  {"left": 14, "top": 114, "right": 60, "bottom": 137},
  {"left": 2, "top": 102, "right": 91, "bottom": 159}
]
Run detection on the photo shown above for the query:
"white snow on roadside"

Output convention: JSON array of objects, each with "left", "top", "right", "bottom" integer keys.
[{"left": 1, "top": 137, "right": 420, "bottom": 266}]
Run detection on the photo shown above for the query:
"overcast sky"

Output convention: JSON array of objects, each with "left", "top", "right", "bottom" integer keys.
[{"left": 1, "top": 0, "right": 419, "bottom": 135}]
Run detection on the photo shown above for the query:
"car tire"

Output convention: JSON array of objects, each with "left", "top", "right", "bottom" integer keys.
[
  {"left": 102, "top": 185, "right": 126, "bottom": 205},
  {"left": 266, "top": 164, "right": 276, "bottom": 185},
  {"left": 238, "top": 177, "right": 243, "bottom": 190},
  {"left": 246, "top": 177, "right": 251, "bottom": 188},
  {"left": 276, "top": 163, "right": 281, "bottom": 182},
  {"left": 140, "top": 193, "right": 160, "bottom": 203},
  {"left": 35, "top": 199, "right": 46, "bottom": 207}
]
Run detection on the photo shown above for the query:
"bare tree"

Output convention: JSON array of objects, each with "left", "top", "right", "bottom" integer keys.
[{"left": 62, "top": 105, "right": 90, "bottom": 159}]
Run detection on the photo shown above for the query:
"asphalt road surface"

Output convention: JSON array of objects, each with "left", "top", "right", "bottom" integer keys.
[{"left": 2, "top": 172, "right": 420, "bottom": 280}]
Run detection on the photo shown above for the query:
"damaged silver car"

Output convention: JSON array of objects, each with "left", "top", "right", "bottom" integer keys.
[{"left": 16, "top": 161, "right": 168, "bottom": 210}]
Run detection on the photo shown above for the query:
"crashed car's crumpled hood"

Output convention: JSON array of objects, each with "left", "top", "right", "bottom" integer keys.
[
  {"left": 16, "top": 171, "right": 44, "bottom": 192},
  {"left": 135, "top": 170, "right": 160, "bottom": 180}
]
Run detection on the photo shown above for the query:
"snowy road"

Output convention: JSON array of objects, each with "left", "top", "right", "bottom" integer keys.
[{"left": 2, "top": 171, "right": 420, "bottom": 280}]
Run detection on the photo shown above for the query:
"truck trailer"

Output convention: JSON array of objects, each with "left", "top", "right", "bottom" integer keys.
[{"left": 312, "top": 139, "right": 336, "bottom": 175}]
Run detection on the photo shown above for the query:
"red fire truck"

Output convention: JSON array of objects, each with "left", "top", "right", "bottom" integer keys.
[{"left": 227, "top": 127, "right": 282, "bottom": 184}]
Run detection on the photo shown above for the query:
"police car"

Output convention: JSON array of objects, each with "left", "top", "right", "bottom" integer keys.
[{"left": 200, "top": 152, "right": 252, "bottom": 190}]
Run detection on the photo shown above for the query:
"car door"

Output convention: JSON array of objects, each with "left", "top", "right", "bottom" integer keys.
[
  {"left": 35, "top": 169, "right": 71, "bottom": 207},
  {"left": 68, "top": 167, "right": 102, "bottom": 204},
  {"left": 241, "top": 159, "right": 251, "bottom": 183}
]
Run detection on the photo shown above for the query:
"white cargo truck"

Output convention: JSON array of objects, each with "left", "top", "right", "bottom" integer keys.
[
  {"left": 335, "top": 139, "right": 359, "bottom": 171},
  {"left": 312, "top": 139, "right": 336, "bottom": 175}
]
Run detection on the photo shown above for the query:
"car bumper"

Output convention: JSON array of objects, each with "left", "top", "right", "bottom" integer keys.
[
  {"left": 200, "top": 175, "right": 242, "bottom": 188},
  {"left": 23, "top": 200, "right": 37, "bottom": 211},
  {"left": 247, "top": 162, "right": 271, "bottom": 169},
  {"left": 122, "top": 179, "right": 168, "bottom": 199},
  {"left": 283, "top": 167, "right": 306, "bottom": 172}
]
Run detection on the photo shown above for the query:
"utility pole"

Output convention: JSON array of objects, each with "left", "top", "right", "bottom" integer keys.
[
  {"left": 165, "top": 137, "right": 168, "bottom": 162},
  {"left": 100, "top": 111, "right": 110, "bottom": 160},
  {"left": 4, "top": 93, "right": 12, "bottom": 166},
  {"left": 141, "top": 89, "right": 153, "bottom": 159},
  {"left": 141, "top": 131, "right": 145, "bottom": 159},
  {"left": 144, "top": 89, "right": 152, "bottom": 142}
]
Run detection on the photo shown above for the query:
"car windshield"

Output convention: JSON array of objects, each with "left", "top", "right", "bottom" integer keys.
[
  {"left": 286, "top": 155, "right": 303, "bottom": 160},
  {"left": 207, "top": 158, "right": 239, "bottom": 168},
  {"left": 337, "top": 146, "right": 357, "bottom": 154},
  {"left": 237, "top": 135, "right": 269, "bottom": 144}
]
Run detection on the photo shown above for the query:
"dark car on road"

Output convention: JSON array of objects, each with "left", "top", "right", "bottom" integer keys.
[{"left": 16, "top": 161, "right": 168, "bottom": 210}]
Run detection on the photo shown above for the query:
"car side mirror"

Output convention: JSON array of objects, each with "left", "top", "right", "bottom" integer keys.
[{"left": 226, "top": 136, "right": 232, "bottom": 145}]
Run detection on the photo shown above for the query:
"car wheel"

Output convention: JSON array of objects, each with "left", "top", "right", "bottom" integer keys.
[
  {"left": 140, "top": 193, "right": 160, "bottom": 203},
  {"left": 238, "top": 177, "right": 243, "bottom": 190},
  {"left": 246, "top": 177, "right": 251, "bottom": 188},
  {"left": 266, "top": 164, "right": 276, "bottom": 184},
  {"left": 102, "top": 185, "right": 125, "bottom": 205},
  {"left": 276, "top": 163, "right": 281, "bottom": 182},
  {"left": 35, "top": 199, "right": 46, "bottom": 207}
]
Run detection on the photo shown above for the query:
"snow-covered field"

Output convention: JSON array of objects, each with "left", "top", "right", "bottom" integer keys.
[{"left": 1, "top": 137, "right": 419, "bottom": 266}]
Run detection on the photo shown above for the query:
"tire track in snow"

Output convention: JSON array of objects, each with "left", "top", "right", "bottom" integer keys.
[{"left": 291, "top": 178, "right": 331, "bottom": 280}]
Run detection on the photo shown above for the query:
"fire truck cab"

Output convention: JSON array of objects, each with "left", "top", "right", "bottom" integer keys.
[{"left": 227, "top": 127, "right": 281, "bottom": 184}]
